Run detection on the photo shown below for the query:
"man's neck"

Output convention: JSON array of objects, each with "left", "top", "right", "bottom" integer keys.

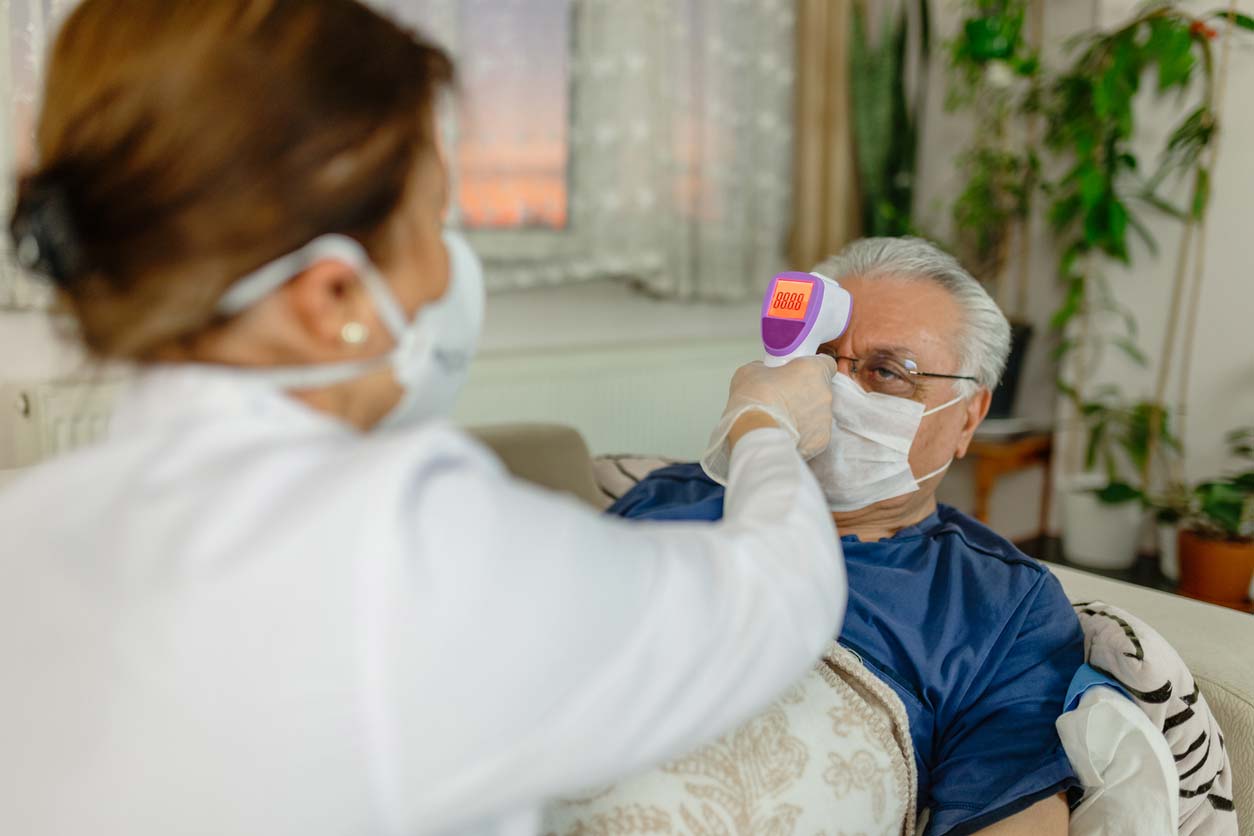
[{"left": 832, "top": 496, "right": 939, "bottom": 543}]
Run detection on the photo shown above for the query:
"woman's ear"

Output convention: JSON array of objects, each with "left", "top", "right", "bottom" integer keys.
[
  {"left": 282, "top": 259, "right": 380, "bottom": 355},
  {"left": 954, "top": 388, "right": 993, "bottom": 459}
]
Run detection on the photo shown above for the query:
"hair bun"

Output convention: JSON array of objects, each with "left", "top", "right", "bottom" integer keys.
[{"left": 10, "top": 174, "right": 86, "bottom": 287}]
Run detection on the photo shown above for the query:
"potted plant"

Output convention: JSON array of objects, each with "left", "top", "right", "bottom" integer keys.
[
  {"left": 1162, "top": 428, "right": 1254, "bottom": 606},
  {"left": 945, "top": 0, "right": 1042, "bottom": 419},
  {"left": 1059, "top": 393, "right": 1177, "bottom": 570}
]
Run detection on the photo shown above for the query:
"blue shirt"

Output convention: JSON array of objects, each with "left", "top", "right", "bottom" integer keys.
[{"left": 611, "top": 464, "right": 1084, "bottom": 836}]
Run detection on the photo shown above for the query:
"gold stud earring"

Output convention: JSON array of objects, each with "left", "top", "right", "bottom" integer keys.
[{"left": 341, "top": 322, "right": 369, "bottom": 345}]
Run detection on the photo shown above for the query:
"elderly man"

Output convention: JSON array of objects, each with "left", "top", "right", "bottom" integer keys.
[{"left": 611, "top": 237, "right": 1083, "bottom": 835}]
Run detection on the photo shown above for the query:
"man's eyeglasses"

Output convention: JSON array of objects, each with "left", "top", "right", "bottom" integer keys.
[{"left": 819, "top": 348, "right": 978, "bottom": 400}]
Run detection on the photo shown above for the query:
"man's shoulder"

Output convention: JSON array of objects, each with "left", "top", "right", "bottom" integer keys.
[
  {"left": 934, "top": 504, "right": 1048, "bottom": 574},
  {"left": 928, "top": 506, "right": 1076, "bottom": 629},
  {"left": 609, "top": 462, "right": 725, "bottom": 521}
]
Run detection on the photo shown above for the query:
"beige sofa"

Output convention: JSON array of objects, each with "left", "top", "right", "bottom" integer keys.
[{"left": 469, "top": 423, "right": 1254, "bottom": 829}]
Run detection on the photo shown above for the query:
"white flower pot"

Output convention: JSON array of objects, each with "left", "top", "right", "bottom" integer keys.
[
  {"left": 1158, "top": 523, "right": 1179, "bottom": 582},
  {"left": 1060, "top": 476, "right": 1143, "bottom": 570}
]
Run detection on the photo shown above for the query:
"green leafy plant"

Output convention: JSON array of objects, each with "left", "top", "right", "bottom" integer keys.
[
  {"left": 1072, "top": 389, "right": 1179, "bottom": 505},
  {"left": 1043, "top": 6, "right": 1224, "bottom": 284},
  {"left": 1154, "top": 428, "right": 1254, "bottom": 541},
  {"left": 946, "top": 0, "right": 1041, "bottom": 311},
  {"left": 850, "top": 0, "right": 931, "bottom": 237},
  {"left": 1037, "top": 3, "right": 1250, "bottom": 501},
  {"left": 943, "top": 4, "right": 1251, "bottom": 510}
]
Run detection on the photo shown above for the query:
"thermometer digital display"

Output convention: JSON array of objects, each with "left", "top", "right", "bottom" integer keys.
[
  {"left": 766, "top": 280, "right": 813, "bottom": 320},
  {"left": 761, "top": 271, "right": 852, "bottom": 367}
]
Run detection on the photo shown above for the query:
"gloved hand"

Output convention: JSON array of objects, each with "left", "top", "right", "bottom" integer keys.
[{"left": 701, "top": 355, "right": 838, "bottom": 484}]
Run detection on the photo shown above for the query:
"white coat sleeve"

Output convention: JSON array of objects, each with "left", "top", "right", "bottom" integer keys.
[{"left": 380, "top": 427, "right": 845, "bottom": 831}]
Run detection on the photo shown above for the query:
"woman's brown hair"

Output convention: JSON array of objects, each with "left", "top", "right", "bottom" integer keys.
[{"left": 10, "top": 0, "right": 453, "bottom": 358}]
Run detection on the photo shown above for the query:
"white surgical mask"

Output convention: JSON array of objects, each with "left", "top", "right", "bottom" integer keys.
[
  {"left": 216, "top": 230, "right": 485, "bottom": 430},
  {"left": 809, "top": 372, "right": 964, "bottom": 512}
]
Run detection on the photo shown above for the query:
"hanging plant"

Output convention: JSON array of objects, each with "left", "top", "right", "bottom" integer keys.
[{"left": 946, "top": 0, "right": 1041, "bottom": 313}]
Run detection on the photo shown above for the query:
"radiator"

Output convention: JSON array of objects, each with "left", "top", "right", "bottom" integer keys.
[
  {"left": 0, "top": 379, "right": 123, "bottom": 470},
  {"left": 0, "top": 337, "right": 758, "bottom": 473}
]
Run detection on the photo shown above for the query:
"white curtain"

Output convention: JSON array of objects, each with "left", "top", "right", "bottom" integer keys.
[
  {"left": 1, "top": 0, "right": 73, "bottom": 310},
  {"left": 382, "top": 0, "right": 797, "bottom": 300}
]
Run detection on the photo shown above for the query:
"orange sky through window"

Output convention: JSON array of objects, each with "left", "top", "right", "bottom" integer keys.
[{"left": 455, "top": 0, "right": 570, "bottom": 231}]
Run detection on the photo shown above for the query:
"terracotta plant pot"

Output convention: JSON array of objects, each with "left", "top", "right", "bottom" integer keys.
[{"left": 1177, "top": 529, "right": 1254, "bottom": 605}]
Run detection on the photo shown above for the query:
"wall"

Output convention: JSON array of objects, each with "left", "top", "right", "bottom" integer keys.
[
  {"left": 0, "top": 310, "right": 82, "bottom": 380},
  {"left": 454, "top": 280, "right": 762, "bottom": 459}
]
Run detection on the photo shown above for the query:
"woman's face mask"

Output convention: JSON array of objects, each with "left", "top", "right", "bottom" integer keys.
[
  {"left": 216, "top": 230, "right": 485, "bottom": 430},
  {"left": 808, "top": 372, "right": 965, "bottom": 512}
]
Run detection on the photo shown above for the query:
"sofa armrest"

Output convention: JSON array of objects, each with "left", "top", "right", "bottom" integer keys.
[
  {"left": 1049, "top": 563, "right": 1254, "bottom": 829},
  {"left": 466, "top": 423, "right": 607, "bottom": 509}
]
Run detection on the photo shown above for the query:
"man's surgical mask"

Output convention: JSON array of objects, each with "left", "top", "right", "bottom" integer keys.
[
  {"left": 216, "top": 230, "right": 485, "bottom": 430},
  {"left": 809, "top": 372, "right": 965, "bottom": 513}
]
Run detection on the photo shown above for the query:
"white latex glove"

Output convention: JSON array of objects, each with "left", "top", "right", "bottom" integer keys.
[
  {"left": 1057, "top": 686, "right": 1178, "bottom": 836},
  {"left": 701, "top": 355, "right": 838, "bottom": 485}
]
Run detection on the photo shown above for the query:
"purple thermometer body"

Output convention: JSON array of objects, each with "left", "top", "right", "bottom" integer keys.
[{"left": 762, "top": 271, "right": 852, "bottom": 367}]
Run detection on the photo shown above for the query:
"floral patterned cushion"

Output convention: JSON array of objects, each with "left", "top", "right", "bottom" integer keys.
[{"left": 540, "top": 642, "right": 917, "bottom": 836}]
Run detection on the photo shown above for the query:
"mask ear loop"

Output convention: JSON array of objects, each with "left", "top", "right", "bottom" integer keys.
[
  {"left": 210, "top": 235, "right": 418, "bottom": 391},
  {"left": 917, "top": 388, "right": 973, "bottom": 486},
  {"left": 921, "top": 392, "right": 967, "bottom": 417},
  {"left": 914, "top": 391, "right": 969, "bottom": 485},
  {"left": 218, "top": 234, "right": 411, "bottom": 340},
  {"left": 915, "top": 459, "right": 953, "bottom": 485}
]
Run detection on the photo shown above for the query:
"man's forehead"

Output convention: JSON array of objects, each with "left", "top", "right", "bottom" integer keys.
[
  {"left": 827, "top": 277, "right": 961, "bottom": 359},
  {"left": 847, "top": 343, "right": 921, "bottom": 359}
]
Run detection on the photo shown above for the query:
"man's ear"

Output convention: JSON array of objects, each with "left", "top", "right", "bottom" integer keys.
[
  {"left": 282, "top": 259, "right": 377, "bottom": 350},
  {"left": 954, "top": 388, "right": 992, "bottom": 459}
]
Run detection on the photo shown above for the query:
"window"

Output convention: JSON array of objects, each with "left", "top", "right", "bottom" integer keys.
[
  {"left": 381, "top": 0, "right": 592, "bottom": 290},
  {"left": 3, "top": 0, "right": 797, "bottom": 302},
  {"left": 387, "top": 0, "right": 796, "bottom": 299},
  {"left": 454, "top": 0, "right": 571, "bottom": 231}
]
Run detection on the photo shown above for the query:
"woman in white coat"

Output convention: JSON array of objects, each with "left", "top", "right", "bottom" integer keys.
[{"left": 0, "top": 2, "right": 846, "bottom": 834}]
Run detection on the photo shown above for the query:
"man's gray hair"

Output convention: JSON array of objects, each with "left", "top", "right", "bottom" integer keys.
[{"left": 813, "top": 237, "right": 1012, "bottom": 397}]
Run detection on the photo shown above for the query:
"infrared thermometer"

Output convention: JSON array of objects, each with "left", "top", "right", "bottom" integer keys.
[{"left": 762, "top": 271, "right": 852, "bottom": 367}]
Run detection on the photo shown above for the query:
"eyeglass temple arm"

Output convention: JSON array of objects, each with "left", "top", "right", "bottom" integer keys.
[
  {"left": 832, "top": 354, "right": 978, "bottom": 383},
  {"left": 912, "top": 371, "right": 980, "bottom": 382}
]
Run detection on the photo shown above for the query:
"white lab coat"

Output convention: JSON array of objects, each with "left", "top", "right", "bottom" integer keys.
[{"left": 0, "top": 366, "right": 846, "bottom": 836}]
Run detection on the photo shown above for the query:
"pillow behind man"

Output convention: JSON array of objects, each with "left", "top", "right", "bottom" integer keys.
[{"left": 614, "top": 238, "right": 1085, "bottom": 836}]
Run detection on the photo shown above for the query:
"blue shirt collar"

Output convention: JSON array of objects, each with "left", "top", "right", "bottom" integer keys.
[{"left": 839, "top": 508, "right": 944, "bottom": 544}]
